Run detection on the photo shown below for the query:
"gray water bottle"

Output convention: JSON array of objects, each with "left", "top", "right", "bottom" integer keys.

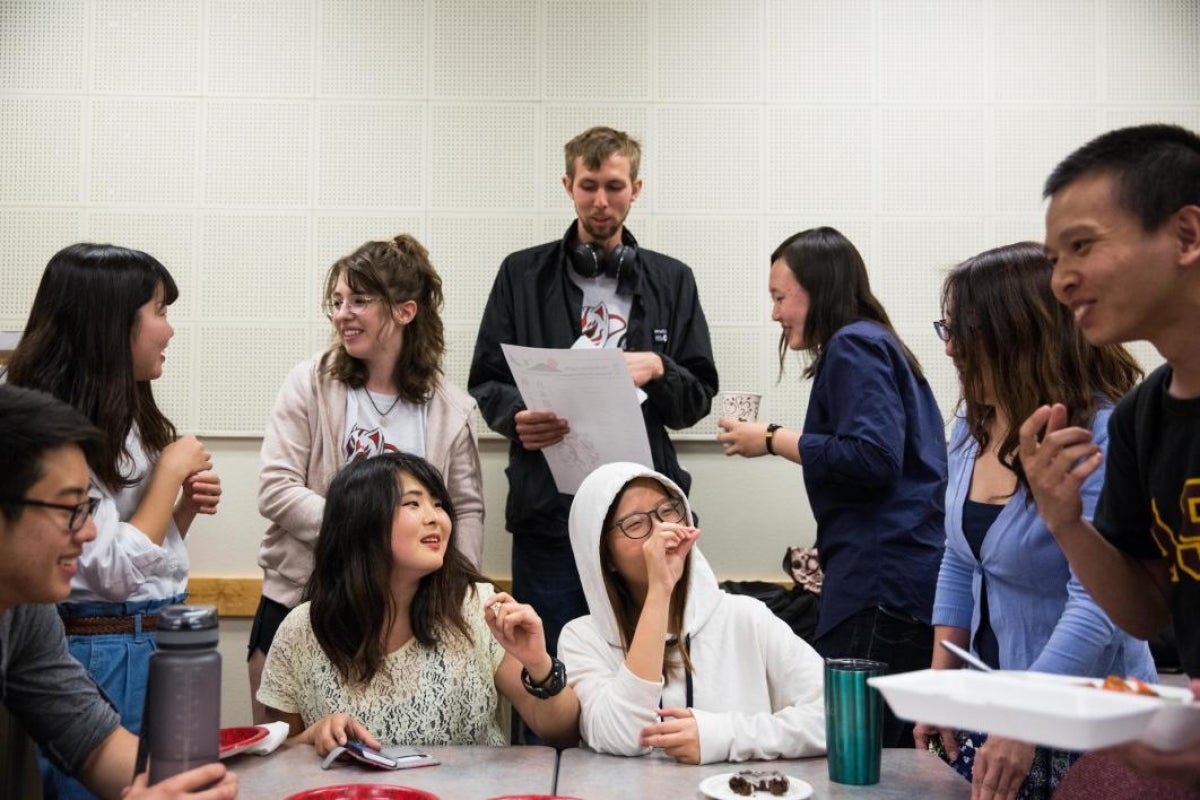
[{"left": 142, "top": 604, "right": 222, "bottom": 784}]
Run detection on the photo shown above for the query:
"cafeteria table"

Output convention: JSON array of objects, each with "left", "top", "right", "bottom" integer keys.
[
  {"left": 229, "top": 743, "right": 558, "bottom": 799},
  {"left": 555, "top": 746, "right": 969, "bottom": 799}
]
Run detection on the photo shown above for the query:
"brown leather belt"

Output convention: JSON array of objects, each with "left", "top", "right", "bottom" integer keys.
[{"left": 63, "top": 614, "right": 158, "bottom": 636}]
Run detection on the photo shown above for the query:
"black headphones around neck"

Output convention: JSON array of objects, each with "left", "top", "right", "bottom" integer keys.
[{"left": 568, "top": 240, "right": 637, "bottom": 279}]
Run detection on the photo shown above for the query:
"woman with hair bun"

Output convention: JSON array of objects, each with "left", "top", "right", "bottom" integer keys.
[{"left": 249, "top": 234, "right": 485, "bottom": 722}]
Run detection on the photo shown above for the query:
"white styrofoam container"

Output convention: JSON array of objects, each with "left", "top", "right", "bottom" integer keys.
[{"left": 869, "top": 669, "right": 1194, "bottom": 752}]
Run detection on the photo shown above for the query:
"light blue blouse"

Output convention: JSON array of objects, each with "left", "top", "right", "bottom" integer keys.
[{"left": 932, "top": 409, "right": 1156, "bottom": 680}]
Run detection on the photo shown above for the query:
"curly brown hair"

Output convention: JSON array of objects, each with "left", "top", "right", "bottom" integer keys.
[{"left": 322, "top": 235, "right": 445, "bottom": 403}]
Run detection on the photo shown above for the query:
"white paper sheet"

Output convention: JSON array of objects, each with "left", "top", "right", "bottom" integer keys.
[{"left": 502, "top": 343, "right": 653, "bottom": 494}]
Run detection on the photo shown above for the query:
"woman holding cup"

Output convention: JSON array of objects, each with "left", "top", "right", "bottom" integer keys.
[{"left": 716, "top": 227, "right": 947, "bottom": 749}]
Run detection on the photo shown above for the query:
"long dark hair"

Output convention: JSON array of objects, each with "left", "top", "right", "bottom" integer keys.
[
  {"left": 943, "top": 242, "right": 1142, "bottom": 493},
  {"left": 322, "top": 235, "right": 445, "bottom": 404},
  {"left": 5, "top": 243, "right": 179, "bottom": 489},
  {"left": 599, "top": 477, "right": 695, "bottom": 678},
  {"left": 304, "top": 452, "right": 487, "bottom": 685},
  {"left": 771, "top": 227, "right": 925, "bottom": 381}
]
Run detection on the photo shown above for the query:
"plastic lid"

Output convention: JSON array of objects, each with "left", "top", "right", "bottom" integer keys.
[{"left": 156, "top": 604, "right": 219, "bottom": 647}]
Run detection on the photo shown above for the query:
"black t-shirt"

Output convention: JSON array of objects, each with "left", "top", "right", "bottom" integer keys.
[{"left": 1095, "top": 364, "right": 1200, "bottom": 676}]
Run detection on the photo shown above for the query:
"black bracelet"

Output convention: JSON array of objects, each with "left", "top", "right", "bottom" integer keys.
[
  {"left": 765, "top": 423, "right": 782, "bottom": 455},
  {"left": 521, "top": 656, "right": 567, "bottom": 699}
]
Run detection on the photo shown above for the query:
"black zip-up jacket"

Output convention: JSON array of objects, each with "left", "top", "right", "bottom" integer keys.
[{"left": 468, "top": 225, "right": 719, "bottom": 538}]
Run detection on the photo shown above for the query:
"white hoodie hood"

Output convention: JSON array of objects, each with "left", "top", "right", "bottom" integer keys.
[
  {"left": 568, "top": 461, "right": 721, "bottom": 650},
  {"left": 560, "top": 462, "right": 828, "bottom": 763}
]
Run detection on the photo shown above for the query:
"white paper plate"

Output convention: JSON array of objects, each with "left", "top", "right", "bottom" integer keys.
[
  {"left": 698, "top": 772, "right": 812, "bottom": 800},
  {"left": 869, "top": 669, "right": 1194, "bottom": 751}
]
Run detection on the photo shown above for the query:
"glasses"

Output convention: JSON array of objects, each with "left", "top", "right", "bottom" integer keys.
[
  {"left": 0, "top": 496, "right": 99, "bottom": 533},
  {"left": 610, "top": 498, "right": 686, "bottom": 540},
  {"left": 322, "top": 295, "right": 380, "bottom": 319},
  {"left": 932, "top": 319, "right": 954, "bottom": 342}
]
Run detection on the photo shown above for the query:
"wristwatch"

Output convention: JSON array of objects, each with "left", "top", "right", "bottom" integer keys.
[
  {"left": 521, "top": 656, "right": 568, "bottom": 699},
  {"left": 765, "top": 423, "right": 782, "bottom": 455}
]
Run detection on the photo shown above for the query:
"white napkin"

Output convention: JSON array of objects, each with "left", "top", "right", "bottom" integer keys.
[{"left": 245, "top": 721, "right": 290, "bottom": 756}]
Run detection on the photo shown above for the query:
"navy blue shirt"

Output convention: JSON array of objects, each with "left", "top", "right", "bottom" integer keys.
[{"left": 798, "top": 320, "right": 948, "bottom": 637}]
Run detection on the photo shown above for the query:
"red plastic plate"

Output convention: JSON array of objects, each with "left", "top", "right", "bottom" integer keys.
[{"left": 285, "top": 786, "right": 439, "bottom": 800}]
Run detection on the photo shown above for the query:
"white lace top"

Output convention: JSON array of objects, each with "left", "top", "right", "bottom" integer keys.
[{"left": 258, "top": 583, "right": 508, "bottom": 746}]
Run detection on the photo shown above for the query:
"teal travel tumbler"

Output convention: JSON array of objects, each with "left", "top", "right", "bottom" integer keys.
[{"left": 824, "top": 658, "right": 886, "bottom": 785}]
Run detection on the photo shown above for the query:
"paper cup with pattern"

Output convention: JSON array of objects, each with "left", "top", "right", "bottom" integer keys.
[{"left": 720, "top": 391, "right": 762, "bottom": 422}]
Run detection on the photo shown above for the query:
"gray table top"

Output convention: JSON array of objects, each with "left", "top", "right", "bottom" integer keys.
[
  {"left": 555, "top": 747, "right": 969, "bottom": 799},
  {"left": 229, "top": 743, "right": 558, "bottom": 799}
]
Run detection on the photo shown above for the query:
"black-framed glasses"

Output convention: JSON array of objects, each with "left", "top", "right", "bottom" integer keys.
[
  {"left": 322, "top": 295, "right": 380, "bottom": 319},
  {"left": 0, "top": 496, "right": 99, "bottom": 533},
  {"left": 610, "top": 498, "right": 686, "bottom": 540},
  {"left": 932, "top": 319, "right": 954, "bottom": 343}
]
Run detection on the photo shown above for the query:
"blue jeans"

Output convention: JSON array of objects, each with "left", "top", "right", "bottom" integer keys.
[
  {"left": 814, "top": 604, "right": 933, "bottom": 749},
  {"left": 510, "top": 533, "right": 589, "bottom": 659},
  {"left": 40, "top": 594, "right": 185, "bottom": 800}
]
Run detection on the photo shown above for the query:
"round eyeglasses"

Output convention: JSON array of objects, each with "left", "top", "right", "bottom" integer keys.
[
  {"left": 1, "top": 496, "right": 100, "bottom": 533},
  {"left": 322, "top": 295, "right": 380, "bottom": 319},
  {"left": 610, "top": 498, "right": 686, "bottom": 540},
  {"left": 932, "top": 319, "right": 954, "bottom": 342}
]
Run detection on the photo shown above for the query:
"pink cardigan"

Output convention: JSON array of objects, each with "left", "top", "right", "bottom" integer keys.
[{"left": 256, "top": 353, "right": 484, "bottom": 608}]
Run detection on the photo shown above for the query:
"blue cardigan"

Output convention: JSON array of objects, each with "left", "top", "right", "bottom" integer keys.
[
  {"left": 933, "top": 412, "right": 1156, "bottom": 679},
  {"left": 799, "top": 320, "right": 948, "bottom": 638}
]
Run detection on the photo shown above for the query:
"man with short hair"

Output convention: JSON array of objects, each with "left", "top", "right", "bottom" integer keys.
[
  {"left": 469, "top": 126, "right": 718, "bottom": 655},
  {"left": 1020, "top": 123, "right": 1200, "bottom": 786},
  {"left": 0, "top": 384, "right": 237, "bottom": 799}
]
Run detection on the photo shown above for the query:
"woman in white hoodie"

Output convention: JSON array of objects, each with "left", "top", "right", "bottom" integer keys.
[{"left": 558, "top": 461, "right": 826, "bottom": 765}]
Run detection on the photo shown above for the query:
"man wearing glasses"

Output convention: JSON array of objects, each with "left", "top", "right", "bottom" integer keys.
[{"left": 0, "top": 384, "right": 237, "bottom": 799}]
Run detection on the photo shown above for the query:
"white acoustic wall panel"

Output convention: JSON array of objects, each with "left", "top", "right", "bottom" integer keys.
[
  {"left": 85, "top": 211, "right": 198, "bottom": 320},
  {"left": 652, "top": 216, "right": 763, "bottom": 326},
  {"left": 198, "top": 214, "right": 312, "bottom": 322},
  {"left": 767, "top": 0, "right": 873, "bottom": 103},
  {"left": 766, "top": 106, "right": 874, "bottom": 214},
  {"left": 694, "top": 325, "right": 765, "bottom": 439},
  {"left": 3, "top": 0, "right": 1199, "bottom": 438},
  {"left": 427, "top": 215, "right": 542, "bottom": 326},
  {"left": 876, "top": 217, "right": 992, "bottom": 420},
  {"left": 1, "top": 98, "right": 81, "bottom": 204},
  {"left": 656, "top": 0, "right": 761, "bottom": 102},
  {"left": 992, "top": 216, "right": 1047, "bottom": 248},
  {"left": 314, "top": 214, "right": 428, "bottom": 283},
  {"left": 152, "top": 323, "right": 195, "bottom": 427},
  {"left": 544, "top": 2, "right": 651, "bottom": 100},
  {"left": 0, "top": 0, "right": 86, "bottom": 91},
  {"left": 430, "top": 0, "right": 537, "bottom": 98},
  {"left": 206, "top": 0, "right": 314, "bottom": 95},
  {"left": 203, "top": 101, "right": 311, "bottom": 206},
  {"left": 318, "top": 0, "right": 426, "bottom": 97},
  {"left": 878, "top": 1, "right": 994, "bottom": 104},
  {"left": 541, "top": 106, "right": 650, "bottom": 210},
  {"left": 92, "top": 0, "right": 202, "bottom": 93},
  {"left": 653, "top": 106, "right": 761, "bottom": 212},
  {"left": 761, "top": 217, "right": 875, "bottom": 269},
  {"left": 1105, "top": 0, "right": 1200, "bottom": 104},
  {"left": 195, "top": 324, "right": 313, "bottom": 434},
  {"left": 442, "top": 322, "right": 479, "bottom": 400},
  {"left": 0, "top": 209, "right": 82, "bottom": 324},
  {"left": 89, "top": 100, "right": 199, "bottom": 204},
  {"left": 1103, "top": 107, "right": 1200, "bottom": 134},
  {"left": 877, "top": 108, "right": 992, "bottom": 215},
  {"left": 993, "top": 110, "right": 1102, "bottom": 214},
  {"left": 315, "top": 102, "right": 426, "bottom": 208},
  {"left": 430, "top": 104, "right": 539, "bottom": 210},
  {"left": 994, "top": 0, "right": 1099, "bottom": 104}
]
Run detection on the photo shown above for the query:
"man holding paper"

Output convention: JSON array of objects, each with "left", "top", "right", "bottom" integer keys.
[{"left": 468, "top": 125, "right": 718, "bottom": 657}]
